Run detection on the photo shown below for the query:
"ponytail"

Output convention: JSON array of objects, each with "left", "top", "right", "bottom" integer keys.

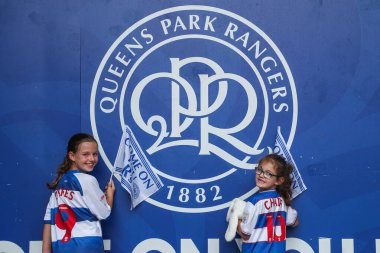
[
  {"left": 276, "top": 162, "right": 293, "bottom": 206},
  {"left": 47, "top": 155, "right": 73, "bottom": 189}
]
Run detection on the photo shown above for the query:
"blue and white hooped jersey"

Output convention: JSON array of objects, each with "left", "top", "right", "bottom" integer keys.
[
  {"left": 44, "top": 170, "right": 111, "bottom": 253},
  {"left": 240, "top": 190, "right": 295, "bottom": 253}
]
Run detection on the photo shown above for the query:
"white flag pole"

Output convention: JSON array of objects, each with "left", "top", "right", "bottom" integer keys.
[
  {"left": 109, "top": 127, "right": 127, "bottom": 184},
  {"left": 109, "top": 169, "right": 115, "bottom": 184}
]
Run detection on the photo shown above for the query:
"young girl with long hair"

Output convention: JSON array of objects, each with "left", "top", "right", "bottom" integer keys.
[
  {"left": 237, "top": 154, "right": 299, "bottom": 253},
  {"left": 42, "top": 133, "right": 115, "bottom": 253}
]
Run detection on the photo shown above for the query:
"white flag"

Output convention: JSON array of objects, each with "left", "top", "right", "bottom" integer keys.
[
  {"left": 113, "top": 125, "right": 163, "bottom": 209},
  {"left": 274, "top": 127, "right": 307, "bottom": 199}
]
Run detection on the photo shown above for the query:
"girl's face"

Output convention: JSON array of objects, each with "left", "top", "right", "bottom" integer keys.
[
  {"left": 255, "top": 161, "right": 284, "bottom": 191},
  {"left": 69, "top": 141, "right": 98, "bottom": 173}
]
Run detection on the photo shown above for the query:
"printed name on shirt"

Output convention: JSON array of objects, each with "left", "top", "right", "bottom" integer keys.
[
  {"left": 54, "top": 189, "right": 75, "bottom": 200},
  {"left": 264, "top": 197, "right": 283, "bottom": 210}
]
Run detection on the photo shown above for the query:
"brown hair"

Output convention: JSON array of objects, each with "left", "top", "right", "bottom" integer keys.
[
  {"left": 259, "top": 154, "right": 293, "bottom": 206},
  {"left": 47, "top": 133, "right": 97, "bottom": 189}
]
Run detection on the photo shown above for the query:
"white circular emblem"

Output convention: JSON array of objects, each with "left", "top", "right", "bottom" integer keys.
[{"left": 91, "top": 5, "right": 298, "bottom": 213}]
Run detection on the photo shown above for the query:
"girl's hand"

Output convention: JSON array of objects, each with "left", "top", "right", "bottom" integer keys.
[
  {"left": 237, "top": 219, "right": 250, "bottom": 241},
  {"left": 105, "top": 180, "right": 115, "bottom": 208}
]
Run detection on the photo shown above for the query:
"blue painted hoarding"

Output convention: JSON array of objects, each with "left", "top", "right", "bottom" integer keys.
[{"left": 0, "top": 1, "right": 379, "bottom": 252}]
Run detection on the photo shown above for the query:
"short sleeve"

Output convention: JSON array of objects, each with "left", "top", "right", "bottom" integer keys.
[
  {"left": 80, "top": 175, "right": 111, "bottom": 220},
  {"left": 43, "top": 194, "right": 54, "bottom": 224},
  {"left": 286, "top": 206, "right": 298, "bottom": 226}
]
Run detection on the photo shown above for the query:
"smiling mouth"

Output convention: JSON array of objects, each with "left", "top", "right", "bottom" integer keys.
[{"left": 256, "top": 178, "right": 266, "bottom": 184}]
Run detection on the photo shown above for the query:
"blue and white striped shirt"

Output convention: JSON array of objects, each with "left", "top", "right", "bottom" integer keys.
[
  {"left": 240, "top": 190, "right": 296, "bottom": 253},
  {"left": 44, "top": 170, "right": 111, "bottom": 253}
]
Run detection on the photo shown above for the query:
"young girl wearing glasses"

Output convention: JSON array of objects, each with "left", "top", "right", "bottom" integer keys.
[{"left": 237, "top": 154, "right": 299, "bottom": 253}]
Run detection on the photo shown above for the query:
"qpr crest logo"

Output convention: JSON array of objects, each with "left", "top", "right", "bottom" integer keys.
[{"left": 90, "top": 5, "right": 298, "bottom": 213}]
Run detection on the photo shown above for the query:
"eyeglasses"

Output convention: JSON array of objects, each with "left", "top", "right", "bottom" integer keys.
[{"left": 255, "top": 166, "right": 279, "bottom": 179}]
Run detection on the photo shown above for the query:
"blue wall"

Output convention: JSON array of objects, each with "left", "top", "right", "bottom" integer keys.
[{"left": 1, "top": 1, "right": 379, "bottom": 252}]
